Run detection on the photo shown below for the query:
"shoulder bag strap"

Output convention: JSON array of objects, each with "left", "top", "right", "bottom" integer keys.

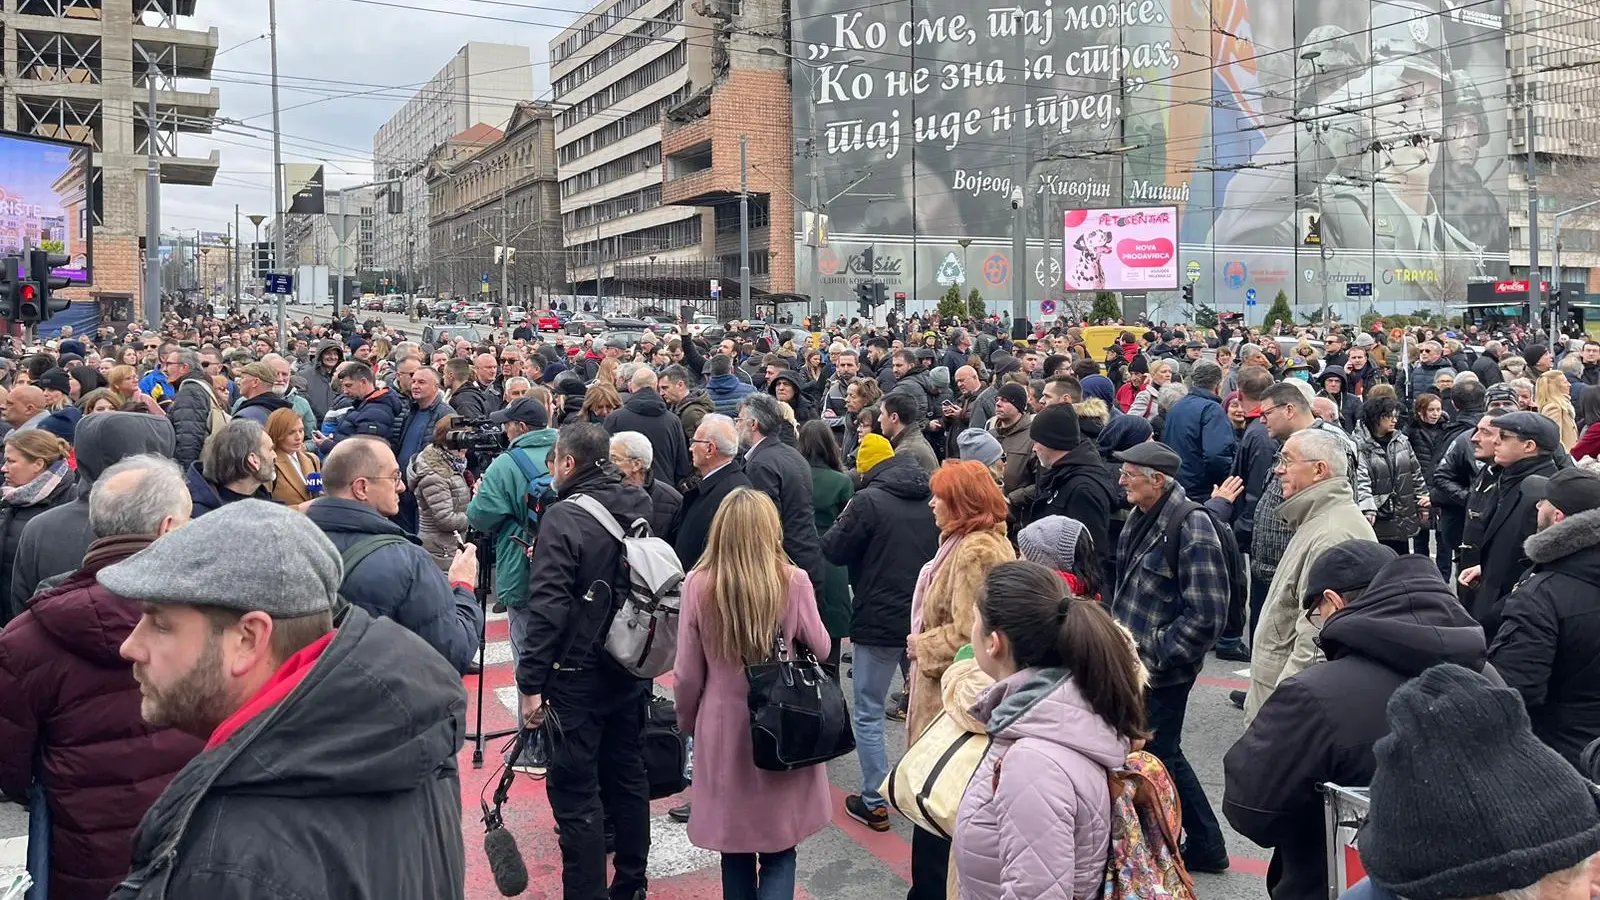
[
  {"left": 508, "top": 448, "right": 541, "bottom": 482},
  {"left": 568, "top": 493, "right": 627, "bottom": 542}
]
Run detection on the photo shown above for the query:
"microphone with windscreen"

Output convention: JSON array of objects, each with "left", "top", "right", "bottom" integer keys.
[{"left": 482, "top": 730, "right": 530, "bottom": 896}]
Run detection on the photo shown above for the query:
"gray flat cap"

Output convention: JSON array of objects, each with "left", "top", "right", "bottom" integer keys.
[
  {"left": 1114, "top": 441, "right": 1182, "bottom": 477},
  {"left": 98, "top": 499, "right": 342, "bottom": 618}
]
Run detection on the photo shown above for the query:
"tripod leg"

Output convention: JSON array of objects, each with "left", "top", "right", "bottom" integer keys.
[{"left": 472, "top": 605, "right": 489, "bottom": 768}]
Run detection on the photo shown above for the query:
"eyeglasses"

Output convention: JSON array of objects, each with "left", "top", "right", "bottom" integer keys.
[
  {"left": 690, "top": 438, "right": 712, "bottom": 447},
  {"left": 1258, "top": 404, "right": 1284, "bottom": 417},
  {"left": 359, "top": 472, "right": 404, "bottom": 485}
]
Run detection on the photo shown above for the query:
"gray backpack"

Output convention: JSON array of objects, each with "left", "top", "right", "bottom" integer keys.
[{"left": 569, "top": 494, "right": 684, "bottom": 679}]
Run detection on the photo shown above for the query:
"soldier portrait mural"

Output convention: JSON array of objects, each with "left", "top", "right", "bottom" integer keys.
[{"left": 791, "top": 0, "right": 1509, "bottom": 319}]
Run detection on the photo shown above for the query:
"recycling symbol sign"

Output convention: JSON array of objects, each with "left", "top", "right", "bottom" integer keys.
[
  {"left": 1035, "top": 256, "right": 1062, "bottom": 288},
  {"left": 936, "top": 251, "right": 966, "bottom": 287}
]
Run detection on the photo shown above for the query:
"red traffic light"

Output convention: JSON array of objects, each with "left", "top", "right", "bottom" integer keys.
[{"left": 19, "top": 285, "right": 35, "bottom": 301}]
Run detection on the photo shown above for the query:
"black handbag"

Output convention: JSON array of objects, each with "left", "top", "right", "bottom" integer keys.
[
  {"left": 644, "top": 693, "right": 690, "bottom": 800},
  {"left": 745, "top": 627, "right": 855, "bottom": 772}
]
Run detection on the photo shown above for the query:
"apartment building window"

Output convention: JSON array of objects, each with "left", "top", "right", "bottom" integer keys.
[
  {"left": 553, "top": 3, "right": 682, "bottom": 99},
  {"left": 553, "top": 0, "right": 656, "bottom": 64},
  {"left": 720, "top": 251, "right": 769, "bottom": 278},
  {"left": 562, "top": 185, "right": 663, "bottom": 231},
  {"left": 576, "top": 216, "right": 702, "bottom": 261},
  {"left": 560, "top": 143, "right": 663, "bottom": 197},
  {"left": 714, "top": 198, "right": 769, "bottom": 233},
  {"left": 559, "top": 43, "right": 686, "bottom": 131},
  {"left": 558, "top": 87, "right": 689, "bottom": 166}
]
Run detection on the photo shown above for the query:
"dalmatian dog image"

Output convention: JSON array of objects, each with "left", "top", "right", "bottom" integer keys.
[{"left": 1071, "top": 228, "right": 1115, "bottom": 289}]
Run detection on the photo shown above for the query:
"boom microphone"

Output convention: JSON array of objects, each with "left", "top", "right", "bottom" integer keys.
[{"left": 483, "top": 730, "right": 530, "bottom": 896}]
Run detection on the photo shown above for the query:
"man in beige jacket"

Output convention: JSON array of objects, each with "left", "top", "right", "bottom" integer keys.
[{"left": 1245, "top": 428, "right": 1376, "bottom": 724}]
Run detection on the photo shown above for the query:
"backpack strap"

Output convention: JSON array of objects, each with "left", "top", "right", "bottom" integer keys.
[
  {"left": 1162, "top": 500, "right": 1206, "bottom": 572},
  {"left": 569, "top": 493, "right": 627, "bottom": 542},
  {"left": 342, "top": 534, "right": 411, "bottom": 579},
  {"left": 508, "top": 447, "right": 541, "bottom": 482}
]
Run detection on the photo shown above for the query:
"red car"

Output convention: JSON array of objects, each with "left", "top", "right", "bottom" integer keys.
[{"left": 536, "top": 309, "right": 560, "bottom": 331}]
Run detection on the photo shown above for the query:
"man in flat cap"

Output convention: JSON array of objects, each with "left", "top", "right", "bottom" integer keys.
[
  {"left": 1108, "top": 440, "right": 1232, "bottom": 873},
  {"left": 1490, "top": 468, "right": 1600, "bottom": 766},
  {"left": 107, "top": 499, "right": 468, "bottom": 900},
  {"left": 1459, "top": 411, "right": 1560, "bottom": 636}
]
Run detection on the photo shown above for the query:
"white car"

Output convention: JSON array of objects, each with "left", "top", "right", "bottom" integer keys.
[{"left": 686, "top": 314, "right": 719, "bottom": 337}]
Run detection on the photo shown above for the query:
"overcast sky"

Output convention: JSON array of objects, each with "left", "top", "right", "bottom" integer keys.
[{"left": 161, "top": 0, "right": 588, "bottom": 234}]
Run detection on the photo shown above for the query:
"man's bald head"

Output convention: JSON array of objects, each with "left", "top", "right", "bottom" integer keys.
[
  {"left": 4, "top": 385, "right": 44, "bottom": 427},
  {"left": 631, "top": 367, "right": 658, "bottom": 392}
]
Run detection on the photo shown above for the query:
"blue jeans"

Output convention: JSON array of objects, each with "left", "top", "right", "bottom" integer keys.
[
  {"left": 852, "top": 643, "right": 902, "bottom": 809},
  {"left": 721, "top": 848, "right": 798, "bottom": 900},
  {"left": 26, "top": 780, "right": 48, "bottom": 900}
]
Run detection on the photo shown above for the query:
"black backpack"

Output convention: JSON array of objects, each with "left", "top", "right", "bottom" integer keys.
[{"left": 1162, "top": 500, "right": 1246, "bottom": 618}]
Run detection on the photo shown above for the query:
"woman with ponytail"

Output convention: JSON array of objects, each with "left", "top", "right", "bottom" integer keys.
[{"left": 952, "top": 561, "right": 1149, "bottom": 900}]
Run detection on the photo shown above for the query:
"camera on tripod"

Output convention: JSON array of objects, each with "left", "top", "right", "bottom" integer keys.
[{"left": 441, "top": 417, "right": 509, "bottom": 454}]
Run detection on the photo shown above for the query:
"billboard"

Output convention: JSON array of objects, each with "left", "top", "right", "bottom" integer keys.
[
  {"left": 791, "top": 0, "right": 1508, "bottom": 319},
  {"left": 283, "top": 164, "right": 325, "bottom": 215},
  {"left": 1063, "top": 207, "right": 1177, "bottom": 291},
  {"left": 0, "top": 130, "right": 92, "bottom": 283}
]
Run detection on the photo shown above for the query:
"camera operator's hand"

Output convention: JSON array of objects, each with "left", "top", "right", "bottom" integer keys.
[
  {"left": 520, "top": 693, "right": 546, "bottom": 729},
  {"left": 448, "top": 546, "right": 479, "bottom": 589}
]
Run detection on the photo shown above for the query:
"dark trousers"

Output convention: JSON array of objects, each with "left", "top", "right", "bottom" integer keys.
[
  {"left": 906, "top": 827, "right": 951, "bottom": 900},
  {"left": 1246, "top": 567, "right": 1270, "bottom": 646},
  {"left": 1379, "top": 538, "right": 1412, "bottom": 556},
  {"left": 1146, "top": 676, "right": 1226, "bottom": 862},
  {"left": 1436, "top": 510, "right": 1465, "bottom": 579},
  {"left": 545, "top": 670, "right": 651, "bottom": 900},
  {"left": 1221, "top": 543, "right": 1251, "bottom": 642}
]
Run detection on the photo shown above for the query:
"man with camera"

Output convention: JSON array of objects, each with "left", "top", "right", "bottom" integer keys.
[{"left": 514, "top": 422, "right": 654, "bottom": 900}]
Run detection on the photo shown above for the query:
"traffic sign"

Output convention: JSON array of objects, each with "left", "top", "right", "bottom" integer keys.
[
  {"left": 1040, "top": 299, "right": 1057, "bottom": 315},
  {"left": 1346, "top": 282, "right": 1373, "bottom": 297},
  {"left": 265, "top": 273, "right": 293, "bottom": 295},
  {"left": 1245, "top": 288, "right": 1257, "bottom": 302},
  {"left": 1186, "top": 260, "right": 1201, "bottom": 284},
  {"left": 481, "top": 274, "right": 490, "bottom": 284},
  {"left": 710, "top": 278, "right": 721, "bottom": 298},
  {"left": 1247, "top": 298, "right": 1257, "bottom": 306}
]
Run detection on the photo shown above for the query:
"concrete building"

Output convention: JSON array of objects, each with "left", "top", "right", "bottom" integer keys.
[
  {"left": 1507, "top": 0, "right": 1600, "bottom": 297},
  {"left": 281, "top": 186, "right": 376, "bottom": 280},
  {"left": 549, "top": 0, "right": 793, "bottom": 315},
  {"left": 371, "top": 42, "right": 533, "bottom": 281},
  {"left": 1, "top": 0, "right": 220, "bottom": 313},
  {"left": 426, "top": 102, "right": 563, "bottom": 304}
]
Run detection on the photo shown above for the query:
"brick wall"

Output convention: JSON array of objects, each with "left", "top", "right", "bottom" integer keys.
[
  {"left": 56, "top": 233, "right": 142, "bottom": 306},
  {"left": 708, "top": 69, "right": 794, "bottom": 293}
]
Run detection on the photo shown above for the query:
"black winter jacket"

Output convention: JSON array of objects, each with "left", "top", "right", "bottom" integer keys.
[
  {"left": 1491, "top": 507, "right": 1600, "bottom": 766},
  {"left": 1405, "top": 417, "right": 1452, "bottom": 489},
  {"left": 1355, "top": 425, "right": 1421, "bottom": 542},
  {"left": 674, "top": 463, "right": 751, "bottom": 569},
  {"left": 1468, "top": 454, "right": 1558, "bottom": 634},
  {"left": 1224, "top": 555, "right": 1495, "bottom": 900},
  {"left": 300, "top": 341, "right": 344, "bottom": 423},
  {"left": 1024, "top": 439, "right": 1118, "bottom": 573},
  {"left": 604, "top": 387, "right": 691, "bottom": 485},
  {"left": 744, "top": 436, "right": 825, "bottom": 589},
  {"left": 0, "top": 470, "right": 75, "bottom": 625},
  {"left": 1430, "top": 412, "right": 1484, "bottom": 512},
  {"left": 305, "top": 498, "right": 484, "bottom": 674},
  {"left": 169, "top": 372, "right": 221, "bottom": 470},
  {"left": 448, "top": 382, "right": 498, "bottom": 420},
  {"left": 1222, "top": 416, "right": 1276, "bottom": 545},
  {"left": 329, "top": 387, "right": 405, "bottom": 447},
  {"left": 108, "top": 608, "right": 467, "bottom": 900},
  {"left": 820, "top": 455, "right": 939, "bottom": 646},
  {"left": 646, "top": 475, "right": 683, "bottom": 543},
  {"left": 516, "top": 464, "right": 654, "bottom": 696}
]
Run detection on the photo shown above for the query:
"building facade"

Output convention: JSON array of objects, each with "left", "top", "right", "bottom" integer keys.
[
  {"left": 371, "top": 42, "right": 533, "bottom": 281},
  {"left": 1, "top": 0, "right": 220, "bottom": 311},
  {"left": 426, "top": 103, "right": 563, "bottom": 304}
]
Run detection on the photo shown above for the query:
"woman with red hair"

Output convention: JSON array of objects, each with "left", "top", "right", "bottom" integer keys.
[{"left": 904, "top": 459, "right": 1015, "bottom": 899}]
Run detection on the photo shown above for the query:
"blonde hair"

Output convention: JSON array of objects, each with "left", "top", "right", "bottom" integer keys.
[
  {"left": 1537, "top": 369, "right": 1573, "bottom": 412},
  {"left": 7, "top": 429, "right": 70, "bottom": 465},
  {"left": 692, "top": 488, "right": 792, "bottom": 663}
]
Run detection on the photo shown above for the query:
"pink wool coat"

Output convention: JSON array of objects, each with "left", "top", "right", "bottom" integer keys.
[{"left": 673, "top": 565, "right": 833, "bottom": 853}]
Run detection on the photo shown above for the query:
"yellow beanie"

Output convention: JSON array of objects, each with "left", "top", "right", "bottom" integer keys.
[{"left": 856, "top": 433, "right": 894, "bottom": 474}]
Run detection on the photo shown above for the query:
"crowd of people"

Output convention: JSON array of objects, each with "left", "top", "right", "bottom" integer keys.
[{"left": 0, "top": 305, "right": 1594, "bottom": 900}]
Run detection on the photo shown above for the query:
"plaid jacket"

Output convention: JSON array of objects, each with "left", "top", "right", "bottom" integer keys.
[{"left": 1110, "top": 485, "right": 1231, "bottom": 689}]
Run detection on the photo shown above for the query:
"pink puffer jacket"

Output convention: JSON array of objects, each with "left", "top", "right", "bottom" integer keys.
[{"left": 952, "top": 667, "right": 1129, "bottom": 900}]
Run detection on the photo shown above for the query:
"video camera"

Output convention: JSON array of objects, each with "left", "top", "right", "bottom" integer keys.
[{"left": 440, "top": 417, "right": 509, "bottom": 454}]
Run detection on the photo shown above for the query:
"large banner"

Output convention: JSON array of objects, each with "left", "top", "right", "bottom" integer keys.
[
  {"left": 0, "top": 130, "right": 92, "bottom": 283},
  {"left": 792, "top": 0, "right": 1508, "bottom": 321}
]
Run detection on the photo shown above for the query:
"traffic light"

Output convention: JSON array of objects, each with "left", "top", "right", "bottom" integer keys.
[
  {"left": 860, "top": 246, "right": 875, "bottom": 274},
  {"left": 0, "top": 255, "right": 20, "bottom": 321},
  {"left": 15, "top": 281, "right": 40, "bottom": 323},
  {"left": 28, "top": 249, "right": 71, "bottom": 322},
  {"left": 1553, "top": 289, "right": 1570, "bottom": 323},
  {"left": 873, "top": 282, "right": 888, "bottom": 308},
  {"left": 855, "top": 280, "right": 873, "bottom": 319}
]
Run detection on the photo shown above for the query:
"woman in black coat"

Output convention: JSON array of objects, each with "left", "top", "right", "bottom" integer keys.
[
  {"left": 0, "top": 430, "right": 77, "bottom": 624},
  {"left": 1406, "top": 392, "right": 1452, "bottom": 559}
]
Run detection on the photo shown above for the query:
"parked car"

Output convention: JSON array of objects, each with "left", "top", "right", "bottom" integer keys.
[
  {"left": 686, "top": 314, "right": 719, "bottom": 337},
  {"left": 464, "top": 304, "right": 492, "bottom": 323},
  {"left": 565, "top": 313, "right": 606, "bottom": 336},
  {"left": 363, "top": 298, "right": 384, "bottom": 311},
  {"left": 383, "top": 297, "right": 407, "bottom": 313},
  {"left": 603, "top": 316, "right": 648, "bottom": 332},
  {"left": 536, "top": 309, "right": 561, "bottom": 331}
]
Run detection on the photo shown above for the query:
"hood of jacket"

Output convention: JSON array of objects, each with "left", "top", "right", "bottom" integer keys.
[
  {"left": 238, "top": 392, "right": 293, "bottom": 415},
  {"left": 304, "top": 496, "right": 417, "bottom": 543},
  {"left": 74, "top": 411, "right": 177, "bottom": 485},
  {"left": 972, "top": 667, "right": 1128, "bottom": 768},
  {"left": 766, "top": 370, "right": 806, "bottom": 398},
  {"left": 1525, "top": 507, "right": 1600, "bottom": 574},
  {"left": 861, "top": 453, "right": 932, "bottom": 500},
  {"left": 408, "top": 444, "right": 463, "bottom": 485},
  {"left": 29, "top": 534, "right": 158, "bottom": 664},
  {"left": 1081, "top": 374, "right": 1118, "bottom": 410},
  {"left": 1043, "top": 439, "right": 1116, "bottom": 490},
  {"left": 1098, "top": 414, "right": 1153, "bottom": 458},
  {"left": 675, "top": 389, "right": 715, "bottom": 416},
  {"left": 620, "top": 386, "right": 669, "bottom": 418},
  {"left": 706, "top": 372, "right": 747, "bottom": 394},
  {"left": 1318, "top": 555, "right": 1489, "bottom": 677},
  {"left": 898, "top": 368, "right": 935, "bottom": 396},
  {"left": 555, "top": 459, "right": 651, "bottom": 520},
  {"left": 357, "top": 387, "right": 405, "bottom": 417},
  {"left": 205, "top": 607, "right": 463, "bottom": 800},
  {"left": 1276, "top": 474, "right": 1358, "bottom": 528},
  {"left": 993, "top": 411, "right": 1033, "bottom": 439},
  {"left": 312, "top": 340, "right": 346, "bottom": 373}
]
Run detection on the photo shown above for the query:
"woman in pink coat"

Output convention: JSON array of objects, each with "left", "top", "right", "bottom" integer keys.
[
  {"left": 953, "top": 560, "right": 1149, "bottom": 900},
  {"left": 673, "top": 487, "right": 832, "bottom": 900}
]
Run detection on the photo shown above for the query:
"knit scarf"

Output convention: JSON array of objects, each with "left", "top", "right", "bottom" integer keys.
[
  {"left": 911, "top": 531, "right": 966, "bottom": 638},
  {"left": 3, "top": 459, "right": 69, "bottom": 507}
]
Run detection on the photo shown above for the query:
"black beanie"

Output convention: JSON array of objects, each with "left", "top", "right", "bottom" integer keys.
[
  {"left": 1358, "top": 664, "right": 1600, "bottom": 899},
  {"left": 1029, "top": 403, "right": 1082, "bottom": 451},
  {"left": 1523, "top": 343, "right": 1549, "bottom": 370}
]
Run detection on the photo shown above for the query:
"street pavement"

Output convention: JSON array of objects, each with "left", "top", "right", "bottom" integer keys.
[{"left": 0, "top": 605, "right": 1273, "bottom": 898}]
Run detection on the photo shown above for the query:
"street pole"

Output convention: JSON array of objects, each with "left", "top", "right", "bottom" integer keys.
[
  {"left": 1526, "top": 81, "right": 1541, "bottom": 328},
  {"left": 805, "top": 72, "right": 821, "bottom": 325},
  {"left": 500, "top": 188, "right": 510, "bottom": 307},
  {"left": 143, "top": 51, "right": 160, "bottom": 329},
  {"left": 233, "top": 205, "right": 241, "bottom": 304},
  {"left": 334, "top": 190, "right": 346, "bottom": 319},
  {"left": 268, "top": 0, "right": 287, "bottom": 352},
  {"left": 1009, "top": 8, "right": 1027, "bottom": 338},
  {"left": 739, "top": 135, "right": 751, "bottom": 321}
]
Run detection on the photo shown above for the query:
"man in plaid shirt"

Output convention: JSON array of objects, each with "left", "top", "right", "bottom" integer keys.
[{"left": 1109, "top": 440, "right": 1232, "bottom": 873}]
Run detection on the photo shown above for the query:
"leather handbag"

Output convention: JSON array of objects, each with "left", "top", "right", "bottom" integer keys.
[{"left": 745, "top": 627, "right": 855, "bottom": 771}]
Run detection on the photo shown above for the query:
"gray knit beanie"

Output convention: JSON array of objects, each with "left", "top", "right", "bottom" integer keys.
[
  {"left": 1358, "top": 664, "right": 1600, "bottom": 899},
  {"left": 1016, "top": 516, "right": 1084, "bottom": 574}
]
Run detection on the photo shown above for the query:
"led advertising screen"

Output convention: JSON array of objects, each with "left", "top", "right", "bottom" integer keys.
[
  {"left": 0, "top": 130, "right": 92, "bottom": 284},
  {"left": 1063, "top": 207, "right": 1178, "bottom": 291}
]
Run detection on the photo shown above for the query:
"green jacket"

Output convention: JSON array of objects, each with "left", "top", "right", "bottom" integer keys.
[
  {"left": 466, "top": 427, "right": 558, "bottom": 608},
  {"left": 809, "top": 464, "right": 855, "bottom": 640}
]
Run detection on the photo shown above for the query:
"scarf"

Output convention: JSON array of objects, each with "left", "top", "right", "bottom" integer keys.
[
  {"left": 911, "top": 531, "right": 966, "bottom": 638},
  {"left": 4, "top": 459, "right": 69, "bottom": 507}
]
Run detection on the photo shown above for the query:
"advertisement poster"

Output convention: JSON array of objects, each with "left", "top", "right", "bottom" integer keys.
[
  {"left": 1063, "top": 206, "right": 1177, "bottom": 290},
  {"left": 0, "top": 131, "right": 92, "bottom": 283},
  {"left": 790, "top": 0, "right": 1508, "bottom": 319}
]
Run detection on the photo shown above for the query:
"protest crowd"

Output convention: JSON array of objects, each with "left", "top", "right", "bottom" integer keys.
[{"left": 0, "top": 303, "right": 1598, "bottom": 900}]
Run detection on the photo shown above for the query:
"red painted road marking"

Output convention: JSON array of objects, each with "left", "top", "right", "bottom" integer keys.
[
  {"left": 1198, "top": 675, "right": 1249, "bottom": 690},
  {"left": 825, "top": 785, "right": 913, "bottom": 882},
  {"left": 484, "top": 618, "right": 510, "bottom": 643}
]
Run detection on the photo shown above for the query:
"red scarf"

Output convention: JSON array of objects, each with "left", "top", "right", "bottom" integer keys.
[{"left": 205, "top": 631, "right": 335, "bottom": 750}]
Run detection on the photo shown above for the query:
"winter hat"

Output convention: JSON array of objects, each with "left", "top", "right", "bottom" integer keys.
[
  {"left": 1485, "top": 383, "right": 1520, "bottom": 410},
  {"left": 996, "top": 383, "right": 1030, "bottom": 413},
  {"left": 957, "top": 428, "right": 1003, "bottom": 466},
  {"left": 1017, "top": 516, "right": 1084, "bottom": 573},
  {"left": 98, "top": 499, "right": 341, "bottom": 619},
  {"left": 1302, "top": 539, "right": 1398, "bottom": 609},
  {"left": 1114, "top": 441, "right": 1182, "bottom": 477},
  {"left": 1129, "top": 355, "right": 1150, "bottom": 375},
  {"left": 35, "top": 367, "right": 72, "bottom": 396},
  {"left": 991, "top": 353, "right": 1022, "bottom": 377},
  {"left": 1523, "top": 343, "right": 1549, "bottom": 370},
  {"left": 1029, "top": 403, "right": 1082, "bottom": 451},
  {"left": 1358, "top": 664, "right": 1600, "bottom": 899},
  {"left": 856, "top": 433, "right": 894, "bottom": 474},
  {"left": 1098, "top": 415, "right": 1153, "bottom": 457}
]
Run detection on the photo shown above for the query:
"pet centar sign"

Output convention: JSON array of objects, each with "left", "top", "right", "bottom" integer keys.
[{"left": 1062, "top": 207, "right": 1177, "bottom": 291}]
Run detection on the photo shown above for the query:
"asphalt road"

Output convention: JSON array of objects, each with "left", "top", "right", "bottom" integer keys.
[{"left": 1, "top": 614, "right": 1272, "bottom": 899}]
